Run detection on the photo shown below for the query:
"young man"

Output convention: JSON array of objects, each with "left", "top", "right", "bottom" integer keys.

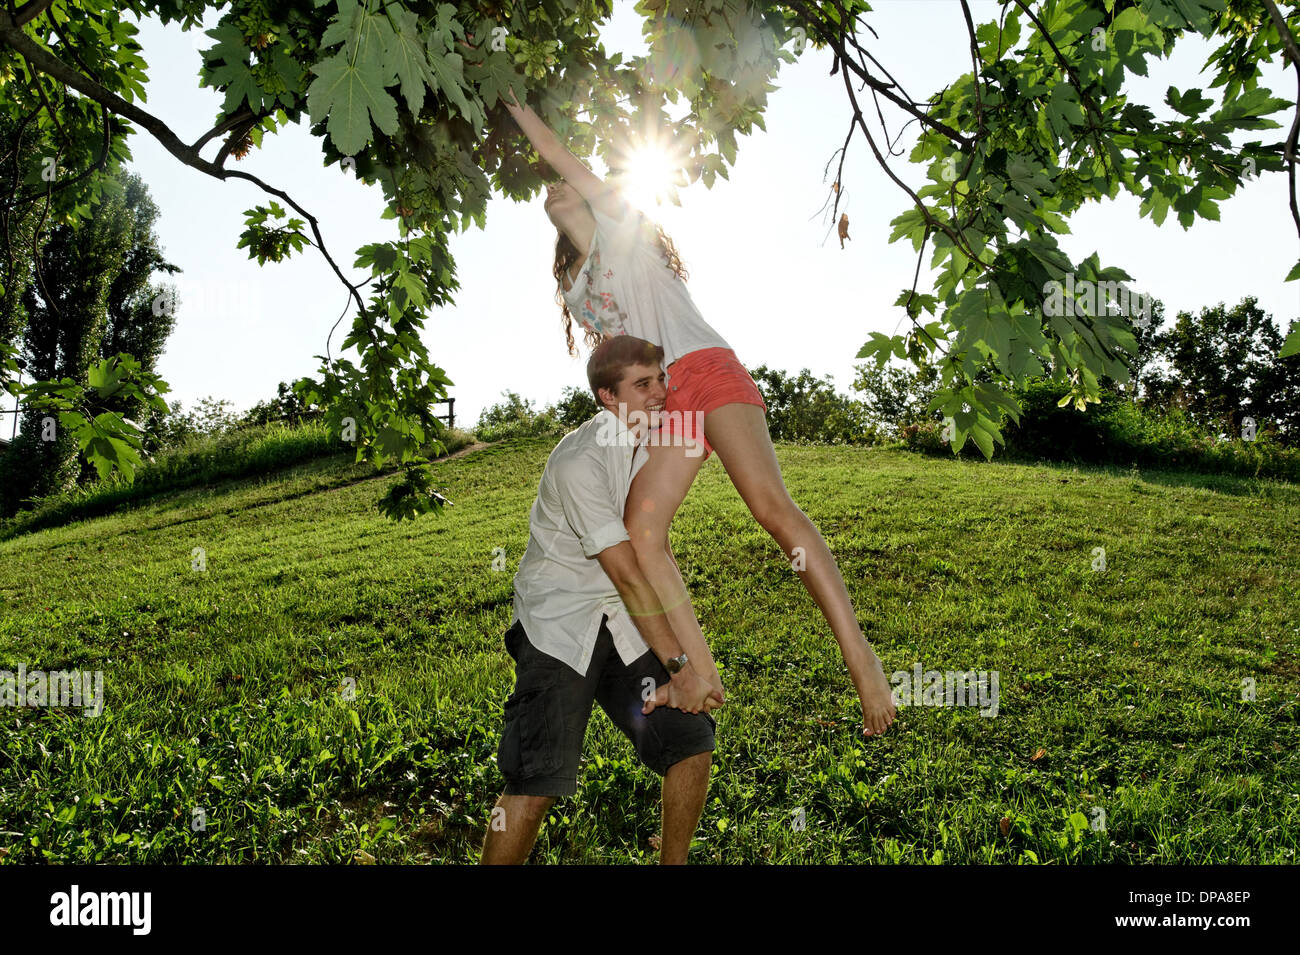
[{"left": 480, "top": 335, "right": 724, "bottom": 865}]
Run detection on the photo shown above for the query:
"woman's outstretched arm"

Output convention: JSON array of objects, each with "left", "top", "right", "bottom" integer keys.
[
  {"left": 501, "top": 95, "right": 626, "bottom": 220},
  {"left": 459, "top": 32, "right": 625, "bottom": 218}
]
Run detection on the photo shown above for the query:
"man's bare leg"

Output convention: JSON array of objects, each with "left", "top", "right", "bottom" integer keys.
[
  {"left": 659, "top": 751, "right": 711, "bottom": 865},
  {"left": 480, "top": 793, "right": 556, "bottom": 864}
]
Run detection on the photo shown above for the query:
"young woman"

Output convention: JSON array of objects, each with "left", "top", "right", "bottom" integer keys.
[{"left": 501, "top": 89, "right": 896, "bottom": 737}]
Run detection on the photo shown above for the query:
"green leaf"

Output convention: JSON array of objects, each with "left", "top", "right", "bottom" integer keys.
[
  {"left": 467, "top": 49, "right": 521, "bottom": 111},
  {"left": 426, "top": 49, "right": 481, "bottom": 127},
  {"left": 856, "top": 332, "right": 897, "bottom": 365},
  {"left": 203, "top": 23, "right": 266, "bottom": 114},
  {"left": 384, "top": 4, "right": 433, "bottom": 115},
  {"left": 974, "top": 383, "right": 1023, "bottom": 425},
  {"left": 888, "top": 207, "right": 928, "bottom": 251},
  {"left": 1166, "top": 86, "right": 1213, "bottom": 119},
  {"left": 1211, "top": 87, "right": 1290, "bottom": 130},
  {"left": 968, "top": 422, "right": 994, "bottom": 460},
  {"left": 1280, "top": 325, "right": 1300, "bottom": 360},
  {"left": 87, "top": 359, "right": 127, "bottom": 398},
  {"left": 307, "top": 45, "right": 400, "bottom": 156}
]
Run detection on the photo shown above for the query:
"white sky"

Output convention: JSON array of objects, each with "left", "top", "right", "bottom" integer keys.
[{"left": 76, "top": 1, "right": 1299, "bottom": 428}]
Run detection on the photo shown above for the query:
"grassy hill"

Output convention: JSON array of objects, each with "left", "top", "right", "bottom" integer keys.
[{"left": 1, "top": 438, "right": 1297, "bottom": 864}]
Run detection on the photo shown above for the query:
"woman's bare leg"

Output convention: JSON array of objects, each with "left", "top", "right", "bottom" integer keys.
[
  {"left": 623, "top": 442, "right": 721, "bottom": 694},
  {"left": 702, "top": 402, "right": 896, "bottom": 736}
]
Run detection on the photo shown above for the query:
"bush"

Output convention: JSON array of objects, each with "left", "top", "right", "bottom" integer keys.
[
  {"left": 901, "top": 376, "right": 1300, "bottom": 481},
  {"left": 547, "top": 385, "right": 600, "bottom": 429},
  {"left": 474, "top": 390, "right": 566, "bottom": 442},
  {"left": 749, "top": 365, "right": 879, "bottom": 445},
  {"left": 852, "top": 359, "right": 942, "bottom": 438}
]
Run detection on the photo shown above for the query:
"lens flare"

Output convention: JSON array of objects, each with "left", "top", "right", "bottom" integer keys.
[
  {"left": 621, "top": 144, "right": 678, "bottom": 211},
  {"left": 609, "top": 121, "right": 691, "bottom": 215}
]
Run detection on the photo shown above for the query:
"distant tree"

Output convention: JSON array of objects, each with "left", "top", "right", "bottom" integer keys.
[
  {"left": 74, "top": 171, "right": 180, "bottom": 477},
  {"left": 4, "top": 175, "right": 134, "bottom": 513},
  {"left": 748, "top": 365, "right": 875, "bottom": 444},
  {"left": 852, "top": 357, "right": 942, "bottom": 437},
  {"left": 143, "top": 396, "right": 242, "bottom": 453},
  {"left": 476, "top": 391, "right": 537, "bottom": 432},
  {"left": 1153, "top": 297, "right": 1296, "bottom": 439},
  {"left": 1255, "top": 316, "right": 1300, "bottom": 442},
  {"left": 474, "top": 389, "right": 561, "bottom": 442},
  {"left": 243, "top": 381, "right": 312, "bottom": 428},
  {"left": 547, "top": 384, "right": 598, "bottom": 429},
  {"left": 0, "top": 109, "right": 50, "bottom": 347},
  {"left": 1105, "top": 298, "right": 1169, "bottom": 403}
]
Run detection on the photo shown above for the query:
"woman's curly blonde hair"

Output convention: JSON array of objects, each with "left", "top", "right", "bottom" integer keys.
[{"left": 553, "top": 203, "right": 688, "bottom": 358}]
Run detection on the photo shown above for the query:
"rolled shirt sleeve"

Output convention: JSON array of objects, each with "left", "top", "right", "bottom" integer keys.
[{"left": 553, "top": 453, "right": 629, "bottom": 559}]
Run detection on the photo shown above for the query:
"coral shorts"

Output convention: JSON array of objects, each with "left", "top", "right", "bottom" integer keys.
[{"left": 659, "top": 347, "right": 768, "bottom": 460}]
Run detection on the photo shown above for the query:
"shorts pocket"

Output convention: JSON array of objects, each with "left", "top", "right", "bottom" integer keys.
[{"left": 498, "top": 683, "right": 564, "bottom": 779}]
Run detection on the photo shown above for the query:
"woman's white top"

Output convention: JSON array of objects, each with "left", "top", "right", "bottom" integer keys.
[{"left": 560, "top": 197, "right": 731, "bottom": 367}]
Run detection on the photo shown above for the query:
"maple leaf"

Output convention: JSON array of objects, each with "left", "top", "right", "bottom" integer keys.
[{"left": 306, "top": 44, "right": 399, "bottom": 156}]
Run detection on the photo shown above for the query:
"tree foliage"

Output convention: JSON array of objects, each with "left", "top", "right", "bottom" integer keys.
[
  {"left": 2, "top": 0, "right": 1297, "bottom": 520},
  {"left": 749, "top": 363, "right": 876, "bottom": 443},
  {"left": 1145, "top": 296, "right": 1300, "bottom": 438}
]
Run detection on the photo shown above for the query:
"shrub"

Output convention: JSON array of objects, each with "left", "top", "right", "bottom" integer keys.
[{"left": 901, "top": 376, "right": 1300, "bottom": 481}]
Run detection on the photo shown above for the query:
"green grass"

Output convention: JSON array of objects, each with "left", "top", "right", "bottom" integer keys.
[{"left": 1, "top": 438, "right": 1297, "bottom": 864}]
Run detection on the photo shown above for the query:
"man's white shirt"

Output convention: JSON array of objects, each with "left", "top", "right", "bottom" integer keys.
[{"left": 511, "top": 408, "right": 652, "bottom": 676}]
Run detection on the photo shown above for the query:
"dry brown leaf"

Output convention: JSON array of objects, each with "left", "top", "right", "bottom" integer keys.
[{"left": 837, "top": 213, "right": 851, "bottom": 249}]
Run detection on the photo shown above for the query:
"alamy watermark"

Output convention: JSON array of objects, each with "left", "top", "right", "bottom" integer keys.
[
  {"left": 49, "top": 885, "right": 150, "bottom": 934},
  {"left": 1, "top": 665, "right": 103, "bottom": 716},
  {"left": 1042, "top": 274, "right": 1151, "bottom": 326},
  {"left": 890, "top": 663, "right": 999, "bottom": 716},
  {"left": 595, "top": 403, "right": 706, "bottom": 457}
]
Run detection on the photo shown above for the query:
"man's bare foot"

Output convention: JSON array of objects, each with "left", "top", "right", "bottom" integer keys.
[{"left": 855, "top": 650, "right": 897, "bottom": 737}]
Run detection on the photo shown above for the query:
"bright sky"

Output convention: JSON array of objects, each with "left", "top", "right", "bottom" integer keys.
[{"left": 101, "top": 0, "right": 1297, "bottom": 429}]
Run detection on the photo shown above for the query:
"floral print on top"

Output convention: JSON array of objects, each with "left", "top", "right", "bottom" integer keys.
[
  {"left": 575, "top": 247, "right": 629, "bottom": 338},
  {"left": 560, "top": 197, "right": 730, "bottom": 365}
]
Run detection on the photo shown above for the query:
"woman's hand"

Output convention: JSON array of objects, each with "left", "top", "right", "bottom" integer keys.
[
  {"left": 457, "top": 33, "right": 523, "bottom": 110},
  {"left": 456, "top": 33, "right": 484, "bottom": 66}
]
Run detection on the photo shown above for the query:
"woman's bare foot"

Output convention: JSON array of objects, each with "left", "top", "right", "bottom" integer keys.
[{"left": 854, "top": 649, "right": 897, "bottom": 737}]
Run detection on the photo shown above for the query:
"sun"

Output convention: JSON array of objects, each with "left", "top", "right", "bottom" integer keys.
[
  {"left": 610, "top": 128, "right": 690, "bottom": 215},
  {"left": 620, "top": 144, "right": 679, "bottom": 212}
]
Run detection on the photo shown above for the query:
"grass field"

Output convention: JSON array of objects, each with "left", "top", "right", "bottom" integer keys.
[{"left": 1, "top": 437, "right": 1297, "bottom": 864}]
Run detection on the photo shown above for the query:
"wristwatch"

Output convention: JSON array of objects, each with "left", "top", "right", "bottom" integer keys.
[{"left": 665, "top": 652, "right": 688, "bottom": 675}]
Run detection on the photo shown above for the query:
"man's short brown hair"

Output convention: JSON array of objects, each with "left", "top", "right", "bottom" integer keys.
[{"left": 587, "top": 336, "right": 665, "bottom": 407}]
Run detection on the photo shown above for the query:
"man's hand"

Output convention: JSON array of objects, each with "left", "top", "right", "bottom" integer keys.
[{"left": 642, "top": 668, "right": 724, "bottom": 716}]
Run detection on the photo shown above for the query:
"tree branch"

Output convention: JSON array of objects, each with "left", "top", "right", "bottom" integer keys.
[
  {"left": 1010, "top": 0, "right": 1113, "bottom": 181},
  {"left": 1260, "top": 0, "right": 1300, "bottom": 242},
  {"left": 12, "top": 0, "right": 54, "bottom": 29},
  {"left": 786, "top": 0, "right": 974, "bottom": 149},
  {"left": 191, "top": 105, "right": 258, "bottom": 154},
  {"left": 0, "top": 7, "right": 369, "bottom": 334},
  {"left": 1261, "top": 0, "right": 1300, "bottom": 68}
]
